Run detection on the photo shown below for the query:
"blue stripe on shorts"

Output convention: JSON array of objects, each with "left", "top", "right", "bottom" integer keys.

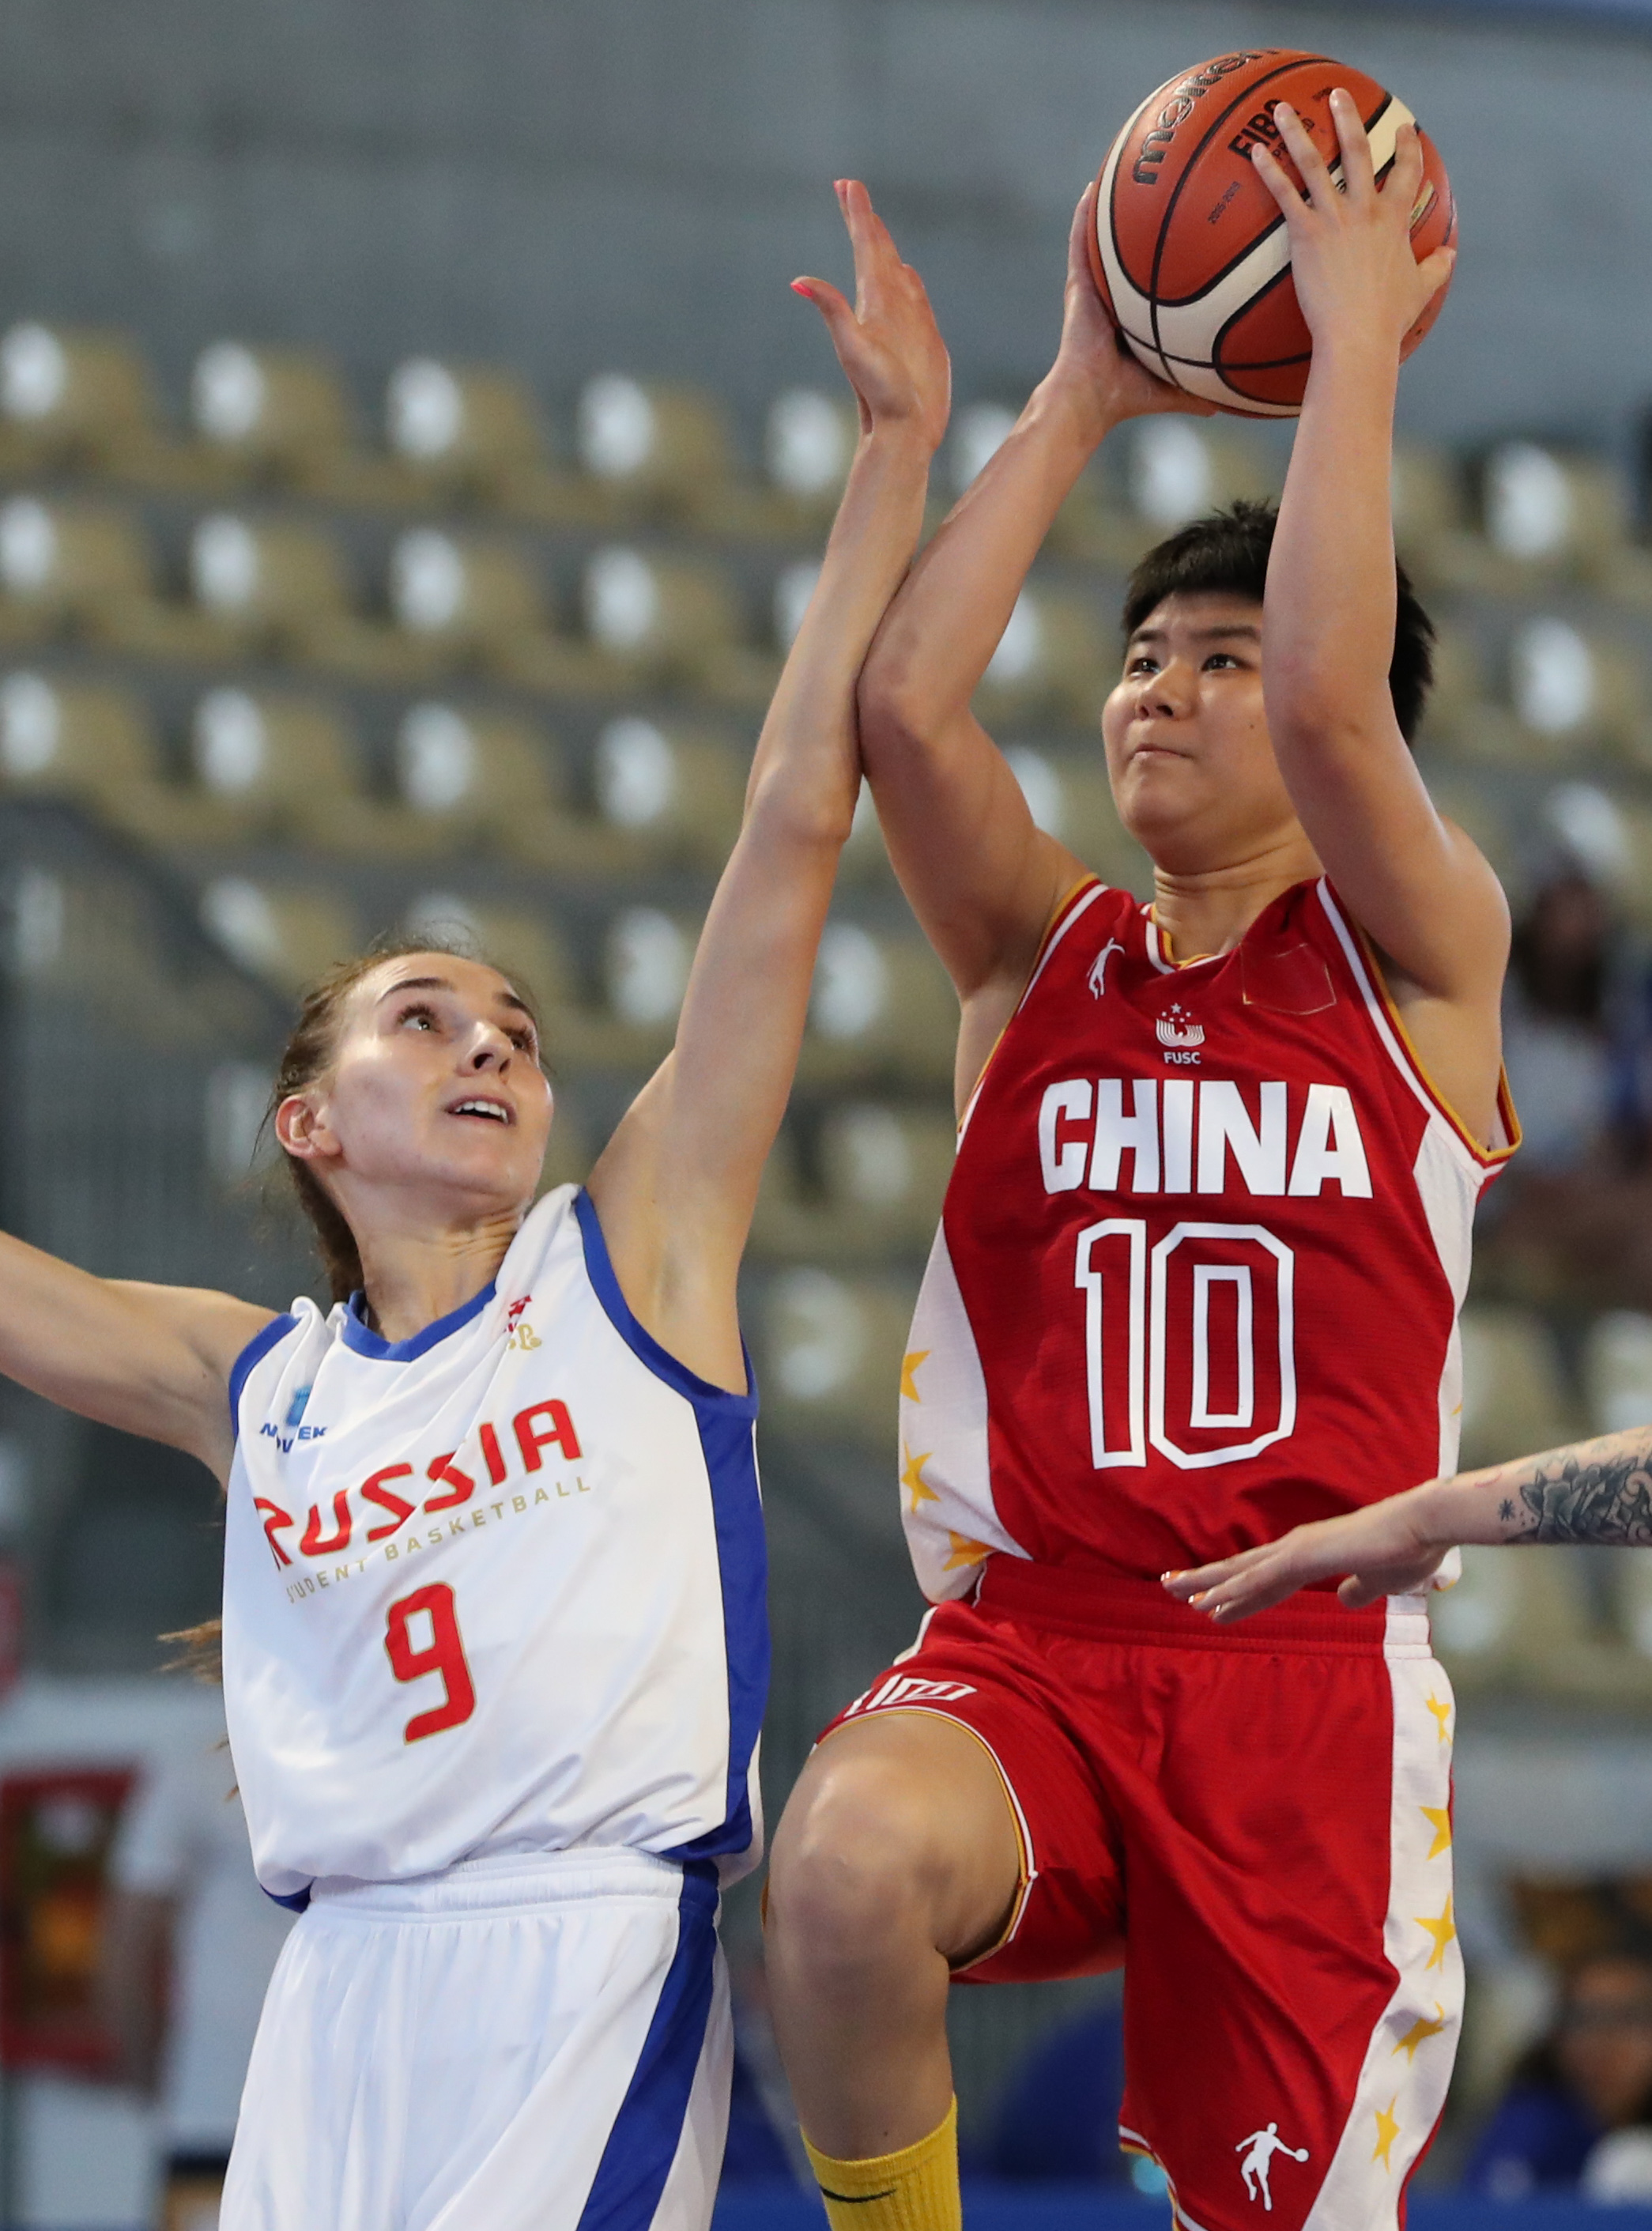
[{"left": 575, "top": 1859, "right": 720, "bottom": 2231}]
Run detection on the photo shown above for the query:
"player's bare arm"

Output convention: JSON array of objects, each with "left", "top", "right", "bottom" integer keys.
[
  {"left": 855, "top": 185, "right": 1213, "bottom": 1107},
  {"left": 0, "top": 1235, "right": 270, "bottom": 1479},
  {"left": 1255, "top": 94, "right": 1507, "bottom": 1142},
  {"left": 587, "top": 180, "right": 949, "bottom": 1390},
  {"left": 1164, "top": 1427, "right": 1652, "bottom": 1622}
]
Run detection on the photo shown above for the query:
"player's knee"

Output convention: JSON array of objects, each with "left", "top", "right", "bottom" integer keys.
[{"left": 768, "top": 1750, "right": 947, "bottom": 1972}]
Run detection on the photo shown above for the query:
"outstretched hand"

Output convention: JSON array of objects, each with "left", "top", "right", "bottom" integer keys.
[
  {"left": 1049, "top": 179, "right": 1216, "bottom": 436},
  {"left": 792, "top": 181, "right": 950, "bottom": 454},
  {"left": 1160, "top": 1486, "right": 1451, "bottom": 1622},
  {"left": 1251, "top": 91, "right": 1455, "bottom": 361}
]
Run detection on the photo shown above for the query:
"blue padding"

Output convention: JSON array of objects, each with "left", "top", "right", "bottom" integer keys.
[
  {"left": 576, "top": 1860, "right": 719, "bottom": 2231},
  {"left": 711, "top": 2189, "right": 1652, "bottom": 2231}
]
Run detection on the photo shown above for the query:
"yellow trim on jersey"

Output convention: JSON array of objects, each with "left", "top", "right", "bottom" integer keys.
[
  {"left": 957, "top": 875, "right": 1103, "bottom": 1135},
  {"left": 1349, "top": 919, "right": 1521, "bottom": 1168}
]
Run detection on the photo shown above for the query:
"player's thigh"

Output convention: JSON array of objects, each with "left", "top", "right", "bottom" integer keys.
[{"left": 770, "top": 1709, "right": 1022, "bottom": 1964}]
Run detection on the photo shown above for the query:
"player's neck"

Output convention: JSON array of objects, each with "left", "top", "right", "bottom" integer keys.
[
  {"left": 1148, "top": 834, "right": 1322, "bottom": 965},
  {"left": 350, "top": 1202, "right": 526, "bottom": 1343}
]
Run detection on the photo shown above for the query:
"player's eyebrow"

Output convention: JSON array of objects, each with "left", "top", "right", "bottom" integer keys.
[
  {"left": 377, "top": 974, "right": 534, "bottom": 1017},
  {"left": 1127, "top": 622, "right": 1262, "bottom": 648}
]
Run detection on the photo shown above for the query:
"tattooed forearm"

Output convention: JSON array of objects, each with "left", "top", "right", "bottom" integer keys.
[{"left": 1493, "top": 1433, "right": 1652, "bottom": 1546}]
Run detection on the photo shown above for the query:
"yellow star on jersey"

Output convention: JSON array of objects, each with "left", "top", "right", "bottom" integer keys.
[
  {"left": 1420, "top": 1806, "right": 1453, "bottom": 1859},
  {"left": 902, "top": 1444, "right": 939, "bottom": 1514},
  {"left": 944, "top": 1532, "right": 990, "bottom": 1571},
  {"left": 900, "top": 1350, "right": 930, "bottom": 1403},
  {"left": 1394, "top": 2004, "right": 1448, "bottom": 2063},
  {"left": 1424, "top": 1694, "right": 1452, "bottom": 1743},
  {"left": 1416, "top": 1895, "right": 1457, "bottom": 1970},
  {"left": 1372, "top": 2099, "right": 1401, "bottom": 2171}
]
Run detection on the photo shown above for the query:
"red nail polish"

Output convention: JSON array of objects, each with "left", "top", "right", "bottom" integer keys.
[{"left": 790, "top": 280, "right": 813, "bottom": 297}]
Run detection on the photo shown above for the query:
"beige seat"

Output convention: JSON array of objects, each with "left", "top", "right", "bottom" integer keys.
[
  {"left": 580, "top": 545, "right": 754, "bottom": 697},
  {"left": 0, "top": 323, "right": 157, "bottom": 467},
  {"left": 765, "top": 387, "right": 857, "bottom": 520},
  {"left": 974, "top": 586, "right": 1109, "bottom": 725},
  {"left": 385, "top": 529, "right": 623, "bottom": 694},
  {"left": 1585, "top": 1312, "right": 1652, "bottom": 1436},
  {"left": 1004, "top": 746, "right": 1150, "bottom": 895},
  {"left": 0, "top": 496, "right": 152, "bottom": 621},
  {"left": 0, "top": 862, "right": 175, "bottom": 1017},
  {"left": 197, "top": 876, "right": 359, "bottom": 995},
  {"left": 187, "top": 685, "right": 419, "bottom": 854},
  {"left": 392, "top": 702, "right": 636, "bottom": 874},
  {"left": 1480, "top": 442, "right": 1627, "bottom": 582},
  {"left": 1123, "top": 417, "right": 1278, "bottom": 531},
  {"left": 1431, "top": 1543, "right": 1597, "bottom": 1688},
  {"left": 756, "top": 1266, "right": 916, "bottom": 1440},
  {"left": 591, "top": 717, "right": 745, "bottom": 866},
  {"left": 190, "top": 342, "right": 356, "bottom": 486},
  {"left": 820, "top": 1104, "right": 955, "bottom": 1244},
  {"left": 802, "top": 923, "right": 958, "bottom": 1088},
  {"left": 1390, "top": 443, "right": 1467, "bottom": 581},
  {"left": 576, "top": 375, "right": 735, "bottom": 518},
  {"left": 385, "top": 360, "right": 547, "bottom": 491},
  {"left": 1458, "top": 1305, "right": 1577, "bottom": 1470},
  {"left": 189, "top": 512, "right": 352, "bottom": 642},
  {"left": 1504, "top": 616, "right": 1649, "bottom": 765}
]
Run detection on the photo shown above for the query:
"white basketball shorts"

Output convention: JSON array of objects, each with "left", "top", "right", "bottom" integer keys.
[{"left": 221, "top": 1848, "right": 730, "bottom": 2231}]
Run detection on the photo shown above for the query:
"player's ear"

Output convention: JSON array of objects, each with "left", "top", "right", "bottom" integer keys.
[{"left": 275, "top": 1091, "right": 333, "bottom": 1165}]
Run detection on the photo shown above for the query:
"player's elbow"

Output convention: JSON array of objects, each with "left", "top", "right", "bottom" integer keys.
[
  {"left": 857, "top": 627, "right": 952, "bottom": 771},
  {"left": 744, "top": 763, "right": 858, "bottom": 855}
]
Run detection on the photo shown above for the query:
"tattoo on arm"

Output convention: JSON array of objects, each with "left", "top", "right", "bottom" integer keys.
[{"left": 1503, "top": 1438, "right": 1652, "bottom": 1546}]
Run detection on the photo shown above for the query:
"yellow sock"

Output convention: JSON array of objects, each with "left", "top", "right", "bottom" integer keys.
[{"left": 802, "top": 2099, "right": 960, "bottom": 2231}]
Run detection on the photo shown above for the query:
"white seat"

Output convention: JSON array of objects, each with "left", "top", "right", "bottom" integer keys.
[
  {"left": 1458, "top": 1306, "right": 1577, "bottom": 1470},
  {"left": 803, "top": 923, "right": 958, "bottom": 1086},
  {"left": 197, "top": 878, "right": 359, "bottom": 995},
  {"left": 756, "top": 1266, "right": 917, "bottom": 1439},
  {"left": 591, "top": 718, "right": 745, "bottom": 865}
]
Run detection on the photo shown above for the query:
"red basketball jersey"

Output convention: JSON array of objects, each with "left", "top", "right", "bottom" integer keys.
[{"left": 898, "top": 877, "right": 1518, "bottom": 1600}]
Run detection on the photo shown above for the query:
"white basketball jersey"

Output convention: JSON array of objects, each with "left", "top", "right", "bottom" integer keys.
[{"left": 221, "top": 1186, "right": 765, "bottom": 1906}]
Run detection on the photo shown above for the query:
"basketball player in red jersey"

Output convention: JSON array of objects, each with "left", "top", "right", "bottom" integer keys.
[{"left": 764, "top": 96, "right": 1511, "bottom": 2231}]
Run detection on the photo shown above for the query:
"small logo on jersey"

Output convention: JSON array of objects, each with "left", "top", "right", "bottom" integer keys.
[
  {"left": 504, "top": 1297, "right": 541, "bottom": 1351},
  {"left": 1236, "top": 2124, "right": 1309, "bottom": 2210},
  {"left": 1156, "top": 1003, "right": 1205, "bottom": 1050},
  {"left": 1088, "top": 939, "right": 1124, "bottom": 998},
  {"left": 844, "top": 1674, "right": 979, "bottom": 1717},
  {"left": 285, "top": 1386, "right": 312, "bottom": 1429}
]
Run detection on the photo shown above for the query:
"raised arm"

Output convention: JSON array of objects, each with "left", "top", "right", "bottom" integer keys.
[
  {"left": 1161, "top": 1429, "right": 1652, "bottom": 1623},
  {"left": 587, "top": 182, "right": 949, "bottom": 1391},
  {"left": 1256, "top": 96, "right": 1507, "bottom": 1128},
  {"left": 854, "top": 187, "right": 1210, "bottom": 1094},
  {"left": 0, "top": 1237, "right": 271, "bottom": 1480}
]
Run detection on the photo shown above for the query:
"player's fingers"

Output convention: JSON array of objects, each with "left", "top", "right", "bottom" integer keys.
[
  {"left": 1415, "top": 243, "right": 1457, "bottom": 304},
  {"left": 839, "top": 179, "right": 900, "bottom": 311},
  {"left": 1068, "top": 178, "right": 1099, "bottom": 278},
  {"left": 1385, "top": 119, "right": 1426, "bottom": 213},
  {"left": 1328, "top": 87, "right": 1377, "bottom": 206},
  {"left": 1249, "top": 140, "right": 1305, "bottom": 225},
  {"left": 1338, "top": 1572, "right": 1390, "bottom": 1609},
  {"left": 1270, "top": 101, "right": 1337, "bottom": 217},
  {"left": 1162, "top": 1546, "right": 1270, "bottom": 1599},
  {"left": 791, "top": 276, "right": 857, "bottom": 353}
]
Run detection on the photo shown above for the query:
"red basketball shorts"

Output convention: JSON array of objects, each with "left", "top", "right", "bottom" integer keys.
[{"left": 818, "top": 1561, "right": 1462, "bottom": 2231}]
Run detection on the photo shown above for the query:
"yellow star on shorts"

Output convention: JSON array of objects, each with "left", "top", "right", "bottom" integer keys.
[
  {"left": 1394, "top": 2005, "right": 1448, "bottom": 2062},
  {"left": 1416, "top": 1895, "right": 1456, "bottom": 1970},
  {"left": 1420, "top": 1806, "right": 1453, "bottom": 1859},
  {"left": 1372, "top": 2099, "right": 1401, "bottom": 2170},
  {"left": 1424, "top": 1694, "right": 1452, "bottom": 1742},
  {"left": 900, "top": 1350, "right": 929, "bottom": 1402},
  {"left": 902, "top": 1444, "right": 938, "bottom": 1513},
  {"left": 944, "top": 1532, "right": 990, "bottom": 1571}
]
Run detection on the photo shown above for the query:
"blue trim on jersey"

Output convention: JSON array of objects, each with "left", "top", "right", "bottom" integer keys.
[
  {"left": 576, "top": 1861, "right": 719, "bottom": 2231},
  {"left": 262, "top": 1882, "right": 311, "bottom": 1915},
  {"left": 227, "top": 1313, "right": 298, "bottom": 1440},
  {"left": 574, "top": 1188, "right": 768, "bottom": 1866},
  {"left": 340, "top": 1278, "right": 496, "bottom": 1362}
]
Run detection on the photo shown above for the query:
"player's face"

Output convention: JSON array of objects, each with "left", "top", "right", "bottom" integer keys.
[
  {"left": 293, "top": 954, "right": 554, "bottom": 1214},
  {"left": 1101, "top": 593, "right": 1307, "bottom": 874}
]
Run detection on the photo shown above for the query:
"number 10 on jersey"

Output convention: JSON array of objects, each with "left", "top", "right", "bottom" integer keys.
[{"left": 1077, "top": 1219, "right": 1296, "bottom": 1471}]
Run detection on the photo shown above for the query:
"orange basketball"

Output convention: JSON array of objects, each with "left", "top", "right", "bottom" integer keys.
[{"left": 1088, "top": 48, "right": 1456, "bottom": 418}]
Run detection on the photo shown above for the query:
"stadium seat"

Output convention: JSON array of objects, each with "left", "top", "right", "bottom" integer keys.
[
  {"left": 1005, "top": 746, "right": 1150, "bottom": 893},
  {"left": 1, "top": 863, "right": 175, "bottom": 1016},
  {"left": 817, "top": 1101, "right": 955, "bottom": 1248},
  {"left": 1424, "top": 774, "right": 1515, "bottom": 884},
  {"left": 581, "top": 545, "right": 768, "bottom": 700},
  {"left": 190, "top": 341, "right": 356, "bottom": 485},
  {"left": 802, "top": 922, "right": 958, "bottom": 1087},
  {"left": 386, "top": 359, "right": 545, "bottom": 491},
  {"left": 0, "top": 670, "right": 219, "bottom": 845},
  {"left": 1583, "top": 1312, "right": 1652, "bottom": 1436},
  {"left": 576, "top": 375, "right": 735, "bottom": 518},
  {"left": 1479, "top": 440, "right": 1627, "bottom": 582},
  {"left": 754, "top": 1266, "right": 915, "bottom": 1439},
  {"left": 1390, "top": 443, "right": 1468, "bottom": 579},
  {"left": 388, "top": 527, "right": 624, "bottom": 693},
  {"left": 0, "top": 495, "right": 151, "bottom": 620},
  {"left": 187, "top": 685, "right": 424, "bottom": 854},
  {"left": 765, "top": 387, "right": 856, "bottom": 520},
  {"left": 591, "top": 715, "right": 745, "bottom": 866},
  {"left": 1431, "top": 1543, "right": 1597, "bottom": 1683},
  {"left": 1507, "top": 616, "right": 1649, "bottom": 763},
  {"left": 1122, "top": 417, "right": 1278, "bottom": 531},
  {"left": 0, "top": 322, "right": 157, "bottom": 469},
  {"left": 973, "top": 584, "right": 1109, "bottom": 725},
  {"left": 197, "top": 875, "right": 359, "bottom": 994},
  {"left": 393, "top": 701, "right": 639, "bottom": 874},
  {"left": 1458, "top": 1306, "right": 1577, "bottom": 1470}
]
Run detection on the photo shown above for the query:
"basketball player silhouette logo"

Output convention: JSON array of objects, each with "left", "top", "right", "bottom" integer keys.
[
  {"left": 1236, "top": 2123, "right": 1310, "bottom": 2209},
  {"left": 1088, "top": 939, "right": 1123, "bottom": 998}
]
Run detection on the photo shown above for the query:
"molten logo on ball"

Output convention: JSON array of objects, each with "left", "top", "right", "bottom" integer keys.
[{"left": 1091, "top": 49, "right": 1456, "bottom": 418}]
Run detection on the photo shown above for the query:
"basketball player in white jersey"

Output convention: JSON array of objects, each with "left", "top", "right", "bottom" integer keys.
[
  {"left": 0, "top": 182, "right": 948, "bottom": 2231},
  {"left": 764, "top": 99, "right": 1513, "bottom": 2231}
]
